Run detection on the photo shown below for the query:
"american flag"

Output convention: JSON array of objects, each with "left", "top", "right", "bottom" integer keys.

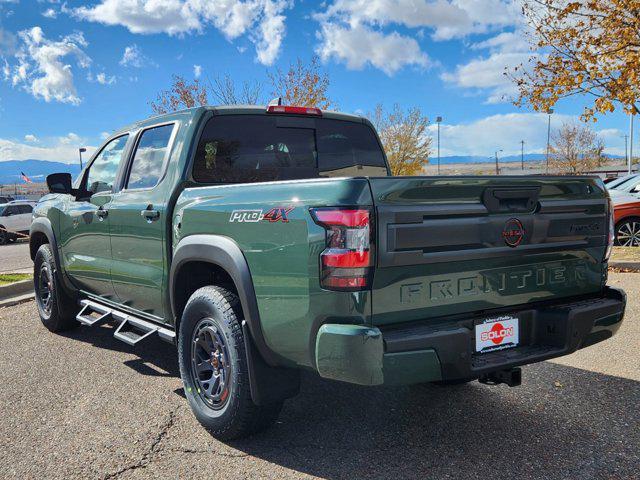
[{"left": 20, "top": 171, "right": 32, "bottom": 183}]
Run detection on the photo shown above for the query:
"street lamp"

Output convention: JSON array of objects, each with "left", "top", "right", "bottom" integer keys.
[
  {"left": 436, "top": 116, "right": 442, "bottom": 175},
  {"left": 546, "top": 109, "right": 554, "bottom": 174},
  {"left": 629, "top": 108, "right": 636, "bottom": 175},
  {"left": 78, "top": 147, "right": 87, "bottom": 170},
  {"left": 495, "top": 149, "right": 503, "bottom": 175},
  {"left": 520, "top": 140, "right": 525, "bottom": 170}
]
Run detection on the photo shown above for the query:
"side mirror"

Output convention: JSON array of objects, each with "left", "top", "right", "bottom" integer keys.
[{"left": 47, "top": 173, "right": 72, "bottom": 194}]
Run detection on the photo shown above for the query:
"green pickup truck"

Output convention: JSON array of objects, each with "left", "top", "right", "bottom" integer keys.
[{"left": 31, "top": 104, "right": 626, "bottom": 439}]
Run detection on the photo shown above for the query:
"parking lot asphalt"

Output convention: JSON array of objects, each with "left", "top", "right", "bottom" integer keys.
[
  {"left": 0, "top": 272, "right": 638, "bottom": 480},
  {"left": 0, "top": 242, "right": 31, "bottom": 274}
]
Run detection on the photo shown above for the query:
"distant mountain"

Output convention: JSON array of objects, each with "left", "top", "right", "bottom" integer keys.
[
  {"left": 0, "top": 160, "right": 81, "bottom": 185},
  {"left": 436, "top": 153, "right": 625, "bottom": 164}
]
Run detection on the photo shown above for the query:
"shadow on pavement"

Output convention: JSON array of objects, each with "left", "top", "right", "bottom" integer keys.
[{"left": 62, "top": 322, "right": 639, "bottom": 479}]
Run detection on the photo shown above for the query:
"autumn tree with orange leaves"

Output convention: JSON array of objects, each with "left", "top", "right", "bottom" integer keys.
[
  {"left": 370, "top": 104, "right": 431, "bottom": 176},
  {"left": 268, "top": 56, "right": 333, "bottom": 109},
  {"left": 513, "top": 0, "right": 640, "bottom": 120}
]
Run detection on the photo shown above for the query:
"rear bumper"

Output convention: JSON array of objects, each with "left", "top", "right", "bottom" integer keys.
[{"left": 314, "top": 287, "right": 626, "bottom": 386}]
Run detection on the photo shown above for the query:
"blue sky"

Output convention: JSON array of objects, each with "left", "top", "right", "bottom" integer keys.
[{"left": 0, "top": 0, "right": 634, "bottom": 165}]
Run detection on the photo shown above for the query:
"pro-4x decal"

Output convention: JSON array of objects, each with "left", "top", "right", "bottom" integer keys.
[
  {"left": 263, "top": 207, "right": 294, "bottom": 223},
  {"left": 229, "top": 207, "right": 294, "bottom": 223}
]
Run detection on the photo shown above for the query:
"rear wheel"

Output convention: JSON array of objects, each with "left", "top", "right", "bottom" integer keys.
[
  {"left": 615, "top": 218, "right": 640, "bottom": 246},
  {"left": 34, "top": 244, "right": 79, "bottom": 332},
  {"left": 178, "top": 286, "right": 282, "bottom": 440},
  {"left": 0, "top": 228, "right": 7, "bottom": 246}
]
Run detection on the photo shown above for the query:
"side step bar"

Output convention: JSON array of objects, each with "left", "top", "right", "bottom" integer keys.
[{"left": 76, "top": 299, "right": 176, "bottom": 346}]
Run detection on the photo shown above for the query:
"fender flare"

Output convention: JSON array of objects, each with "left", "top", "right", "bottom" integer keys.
[
  {"left": 29, "top": 217, "right": 77, "bottom": 296},
  {"left": 169, "top": 234, "right": 278, "bottom": 366}
]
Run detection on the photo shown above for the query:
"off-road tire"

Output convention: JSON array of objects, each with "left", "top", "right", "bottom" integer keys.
[
  {"left": 34, "top": 244, "right": 79, "bottom": 332},
  {"left": 178, "top": 286, "right": 283, "bottom": 440}
]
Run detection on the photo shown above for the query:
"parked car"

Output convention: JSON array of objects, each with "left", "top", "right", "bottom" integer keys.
[
  {"left": 607, "top": 173, "right": 640, "bottom": 197},
  {"left": 0, "top": 201, "right": 35, "bottom": 245},
  {"left": 30, "top": 104, "right": 626, "bottom": 439},
  {"left": 0, "top": 195, "right": 15, "bottom": 204},
  {"left": 612, "top": 194, "right": 640, "bottom": 246}
]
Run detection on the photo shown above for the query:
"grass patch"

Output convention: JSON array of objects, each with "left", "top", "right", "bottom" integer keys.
[{"left": 0, "top": 273, "right": 31, "bottom": 286}]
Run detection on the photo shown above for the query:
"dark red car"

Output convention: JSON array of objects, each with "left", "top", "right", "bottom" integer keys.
[{"left": 612, "top": 193, "right": 640, "bottom": 246}]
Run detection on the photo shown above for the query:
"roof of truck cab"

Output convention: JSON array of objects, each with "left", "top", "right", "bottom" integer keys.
[{"left": 112, "top": 105, "right": 368, "bottom": 136}]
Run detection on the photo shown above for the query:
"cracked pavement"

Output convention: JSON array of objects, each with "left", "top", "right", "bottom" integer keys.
[{"left": 0, "top": 272, "right": 638, "bottom": 479}]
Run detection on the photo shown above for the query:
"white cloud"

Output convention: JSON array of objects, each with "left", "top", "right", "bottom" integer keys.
[
  {"left": 119, "top": 43, "right": 157, "bottom": 69},
  {"left": 100, "top": 131, "right": 110, "bottom": 139},
  {"left": 74, "top": 0, "right": 292, "bottom": 66},
  {"left": 426, "top": 112, "right": 627, "bottom": 157},
  {"left": 58, "top": 132, "right": 81, "bottom": 145},
  {"left": 317, "top": 22, "right": 429, "bottom": 75},
  {"left": 4, "top": 26, "right": 91, "bottom": 105},
  {"left": 441, "top": 51, "right": 532, "bottom": 104},
  {"left": 193, "top": 64, "right": 201, "bottom": 78},
  {"left": 0, "top": 136, "right": 96, "bottom": 163},
  {"left": 24, "top": 134, "right": 39, "bottom": 143},
  {"left": 318, "top": 0, "right": 518, "bottom": 41},
  {"left": 314, "top": 0, "right": 520, "bottom": 76},
  {"left": 42, "top": 8, "right": 57, "bottom": 18},
  {"left": 92, "top": 71, "right": 116, "bottom": 85}
]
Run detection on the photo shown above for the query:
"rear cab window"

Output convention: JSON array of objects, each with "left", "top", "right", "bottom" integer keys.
[{"left": 192, "top": 115, "right": 388, "bottom": 184}]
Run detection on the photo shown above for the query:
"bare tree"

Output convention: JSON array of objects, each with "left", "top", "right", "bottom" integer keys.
[
  {"left": 370, "top": 104, "right": 431, "bottom": 176},
  {"left": 209, "top": 74, "right": 264, "bottom": 105},
  {"left": 150, "top": 75, "right": 208, "bottom": 114},
  {"left": 269, "top": 56, "right": 333, "bottom": 109},
  {"left": 550, "top": 122, "right": 603, "bottom": 174}
]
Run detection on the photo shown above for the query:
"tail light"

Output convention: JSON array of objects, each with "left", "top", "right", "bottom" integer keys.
[
  {"left": 310, "top": 208, "right": 372, "bottom": 291},
  {"left": 605, "top": 196, "right": 615, "bottom": 262}
]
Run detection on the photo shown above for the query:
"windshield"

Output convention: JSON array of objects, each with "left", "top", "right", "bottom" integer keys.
[
  {"left": 608, "top": 174, "right": 639, "bottom": 190},
  {"left": 192, "top": 115, "right": 388, "bottom": 183},
  {"left": 0, "top": 205, "right": 6, "bottom": 216}
]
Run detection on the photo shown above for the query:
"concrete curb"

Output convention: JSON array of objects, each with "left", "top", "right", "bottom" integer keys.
[
  {"left": 0, "top": 293, "right": 34, "bottom": 309},
  {"left": 609, "top": 261, "right": 640, "bottom": 271},
  {"left": 0, "top": 279, "right": 33, "bottom": 300}
]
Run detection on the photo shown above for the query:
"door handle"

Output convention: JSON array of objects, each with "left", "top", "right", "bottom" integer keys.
[
  {"left": 96, "top": 207, "right": 108, "bottom": 220},
  {"left": 141, "top": 207, "right": 160, "bottom": 222}
]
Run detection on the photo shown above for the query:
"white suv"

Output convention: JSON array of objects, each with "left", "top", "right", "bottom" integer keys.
[{"left": 0, "top": 201, "right": 36, "bottom": 245}]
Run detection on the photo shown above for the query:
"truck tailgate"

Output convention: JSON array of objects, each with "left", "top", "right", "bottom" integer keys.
[{"left": 369, "top": 176, "right": 609, "bottom": 325}]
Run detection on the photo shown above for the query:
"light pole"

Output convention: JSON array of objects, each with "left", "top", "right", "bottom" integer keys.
[
  {"left": 629, "top": 109, "right": 635, "bottom": 174},
  {"left": 623, "top": 135, "right": 629, "bottom": 165},
  {"left": 546, "top": 109, "right": 554, "bottom": 174},
  {"left": 78, "top": 147, "right": 87, "bottom": 170},
  {"left": 520, "top": 140, "right": 525, "bottom": 170},
  {"left": 495, "top": 149, "right": 503, "bottom": 175},
  {"left": 436, "top": 116, "right": 442, "bottom": 175}
]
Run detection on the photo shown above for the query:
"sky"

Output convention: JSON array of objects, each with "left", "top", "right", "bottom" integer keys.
[{"left": 0, "top": 0, "right": 635, "bottom": 165}]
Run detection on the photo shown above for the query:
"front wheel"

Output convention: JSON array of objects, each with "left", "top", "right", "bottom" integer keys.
[
  {"left": 34, "top": 244, "right": 79, "bottom": 332},
  {"left": 615, "top": 218, "right": 640, "bottom": 247},
  {"left": 177, "top": 286, "right": 282, "bottom": 440}
]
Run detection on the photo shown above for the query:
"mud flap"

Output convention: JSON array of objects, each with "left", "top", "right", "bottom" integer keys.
[{"left": 242, "top": 321, "right": 300, "bottom": 405}]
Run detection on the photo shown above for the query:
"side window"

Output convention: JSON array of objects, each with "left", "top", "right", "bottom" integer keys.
[
  {"left": 18, "top": 205, "right": 32, "bottom": 214},
  {"left": 5, "top": 206, "right": 18, "bottom": 216},
  {"left": 85, "top": 135, "right": 129, "bottom": 194},
  {"left": 126, "top": 124, "right": 175, "bottom": 190}
]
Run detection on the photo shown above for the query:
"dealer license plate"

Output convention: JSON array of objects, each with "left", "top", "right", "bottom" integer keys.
[{"left": 475, "top": 315, "right": 519, "bottom": 353}]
